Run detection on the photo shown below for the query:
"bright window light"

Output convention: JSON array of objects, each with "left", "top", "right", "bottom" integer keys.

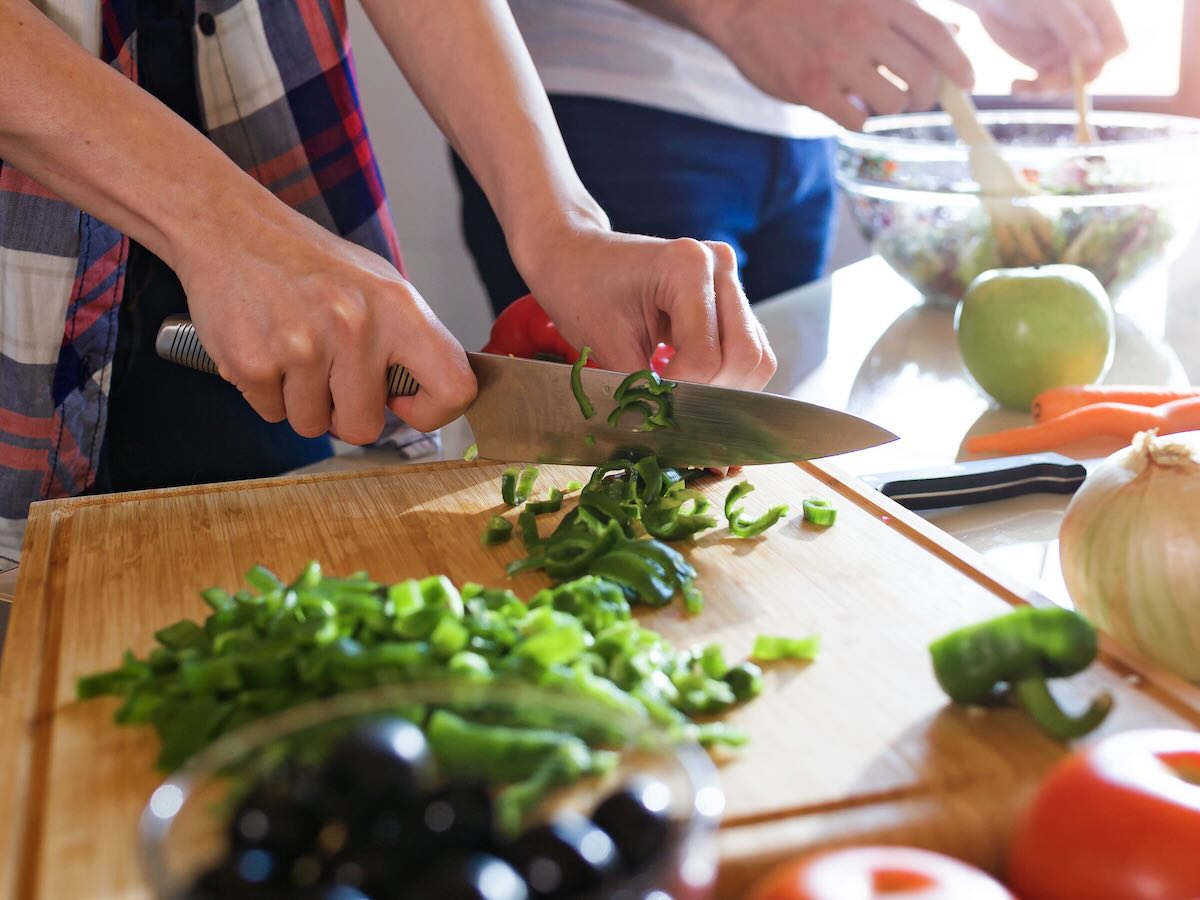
[{"left": 919, "top": 0, "right": 1183, "bottom": 96}]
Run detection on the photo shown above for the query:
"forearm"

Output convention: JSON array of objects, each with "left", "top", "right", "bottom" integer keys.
[
  {"left": 358, "top": 0, "right": 609, "bottom": 267},
  {"left": 0, "top": 0, "right": 280, "bottom": 272}
]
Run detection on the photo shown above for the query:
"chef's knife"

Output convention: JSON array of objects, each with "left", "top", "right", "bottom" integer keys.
[
  {"left": 860, "top": 453, "right": 1099, "bottom": 511},
  {"left": 154, "top": 315, "right": 897, "bottom": 468}
]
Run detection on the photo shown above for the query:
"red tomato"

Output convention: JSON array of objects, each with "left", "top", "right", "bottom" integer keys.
[
  {"left": 746, "top": 846, "right": 1015, "bottom": 900},
  {"left": 1008, "top": 728, "right": 1200, "bottom": 900}
]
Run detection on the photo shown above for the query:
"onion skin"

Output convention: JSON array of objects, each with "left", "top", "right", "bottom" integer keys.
[{"left": 1059, "top": 429, "right": 1200, "bottom": 681}]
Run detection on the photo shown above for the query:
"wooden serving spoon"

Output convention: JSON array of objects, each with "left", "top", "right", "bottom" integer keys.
[
  {"left": 1071, "top": 56, "right": 1099, "bottom": 144},
  {"left": 938, "top": 79, "right": 1057, "bottom": 267}
]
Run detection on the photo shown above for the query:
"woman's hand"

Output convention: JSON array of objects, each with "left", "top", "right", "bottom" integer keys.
[
  {"left": 962, "top": 0, "right": 1128, "bottom": 90},
  {"left": 177, "top": 203, "right": 477, "bottom": 444},
  {"left": 513, "top": 221, "right": 778, "bottom": 391}
]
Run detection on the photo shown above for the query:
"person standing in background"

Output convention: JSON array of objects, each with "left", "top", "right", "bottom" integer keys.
[{"left": 454, "top": 0, "right": 1128, "bottom": 315}]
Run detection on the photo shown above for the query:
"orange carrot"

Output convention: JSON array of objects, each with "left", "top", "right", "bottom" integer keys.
[
  {"left": 1032, "top": 385, "right": 1200, "bottom": 422},
  {"left": 967, "top": 396, "right": 1200, "bottom": 455}
]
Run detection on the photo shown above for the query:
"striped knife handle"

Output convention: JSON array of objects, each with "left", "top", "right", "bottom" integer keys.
[{"left": 153, "top": 315, "right": 420, "bottom": 397}]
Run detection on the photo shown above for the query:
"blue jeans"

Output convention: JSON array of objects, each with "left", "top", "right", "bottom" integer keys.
[{"left": 453, "top": 95, "right": 838, "bottom": 315}]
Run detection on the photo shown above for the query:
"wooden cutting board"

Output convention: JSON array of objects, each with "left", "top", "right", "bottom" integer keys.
[{"left": 1, "top": 459, "right": 1197, "bottom": 900}]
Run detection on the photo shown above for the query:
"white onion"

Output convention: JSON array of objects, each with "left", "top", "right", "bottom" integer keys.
[{"left": 1059, "top": 429, "right": 1200, "bottom": 681}]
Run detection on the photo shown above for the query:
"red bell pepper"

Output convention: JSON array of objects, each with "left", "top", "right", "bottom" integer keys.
[{"left": 481, "top": 294, "right": 673, "bottom": 376}]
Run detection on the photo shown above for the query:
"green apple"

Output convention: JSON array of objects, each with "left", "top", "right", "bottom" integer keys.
[{"left": 955, "top": 265, "right": 1115, "bottom": 410}]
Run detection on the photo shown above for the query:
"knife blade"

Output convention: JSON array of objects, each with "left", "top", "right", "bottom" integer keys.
[
  {"left": 859, "top": 453, "right": 1102, "bottom": 511},
  {"left": 154, "top": 315, "right": 897, "bottom": 468}
]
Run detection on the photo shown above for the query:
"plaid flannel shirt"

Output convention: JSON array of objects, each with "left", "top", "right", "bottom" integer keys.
[{"left": 0, "top": 0, "right": 433, "bottom": 558}]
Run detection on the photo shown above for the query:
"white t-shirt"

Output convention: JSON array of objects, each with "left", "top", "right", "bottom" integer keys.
[{"left": 508, "top": 0, "right": 838, "bottom": 140}]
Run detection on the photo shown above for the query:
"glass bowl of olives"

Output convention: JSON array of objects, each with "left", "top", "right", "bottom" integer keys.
[{"left": 139, "top": 680, "right": 724, "bottom": 900}]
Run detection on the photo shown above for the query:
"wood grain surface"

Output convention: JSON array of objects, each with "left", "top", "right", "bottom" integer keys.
[{"left": 1, "top": 459, "right": 1196, "bottom": 900}]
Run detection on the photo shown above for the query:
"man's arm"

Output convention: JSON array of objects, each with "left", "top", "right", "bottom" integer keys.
[
  {"left": 605, "top": 0, "right": 976, "bottom": 129},
  {"left": 358, "top": 0, "right": 775, "bottom": 389},
  {"left": 624, "top": 0, "right": 1126, "bottom": 120},
  {"left": 0, "top": 0, "right": 476, "bottom": 441}
]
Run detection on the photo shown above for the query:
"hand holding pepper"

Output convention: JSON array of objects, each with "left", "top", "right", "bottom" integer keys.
[{"left": 506, "top": 226, "right": 776, "bottom": 390}]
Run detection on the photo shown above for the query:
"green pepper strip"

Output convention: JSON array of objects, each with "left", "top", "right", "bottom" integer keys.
[
  {"left": 724, "top": 481, "right": 790, "bottom": 538},
  {"left": 928, "top": 606, "right": 1113, "bottom": 740},
  {"left": 462, "top": 443, "right": 479, "bottom": 462},
  {"left": 482, "top": 515, "right": 513, "bottom": 545},
  {"left": 606, "top": 369, "right": 677, "bottom": 433},
  {"left": 501, "top": 466, "right": 521, "bottom": 506},
  {"left": 501, "top": 466, "right": 540, "bottom": 506},
  {"left": 526, "top": 488, "right": 564, "bottom": 516},
  {"left": 570, "top": 346, "right": 595, "bottom": 419},
  {"left": 752, "top": 634, "right": 821, "bottom": 661},
  {"left": 802, "top": 498, "right": 837, "bottom": 527},
  {"left": 589, "top": 551, "right": 676, "bottom": 607},
  {"left": 517, "top": 508, "right": 543, "bottom": 551},
  {"left": 506, "top": 553, "right": 546, "bottom": 576},
  {"left": 563, "top": 480, "right": 583, "bottom": 493},
  {"left": 643, "top": 487, "right": 717, "bottom": 541}
]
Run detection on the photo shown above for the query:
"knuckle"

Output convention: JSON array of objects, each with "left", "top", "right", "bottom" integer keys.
[
  {"left": 279, "top": 325, "right": 322, "bottom": 366},
  {"left": 704, "top": 240, "right": 738, "bottom": 270},
  {"left": 664, "top": 237, "right": 714, "bottom": 272},
  {"left": 329, "top": 292, "right": 371, "bottom": 339}
]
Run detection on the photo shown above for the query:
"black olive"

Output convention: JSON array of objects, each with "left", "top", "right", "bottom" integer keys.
[
  {"left": 503, "top": 812, "right": 619, "bottom": 898},
  {"left": 229, "top": 771, "right": 325, "bottom": 862},
  {"left": 317, "top": 718, "right": 436, "bottom": 806},
  {"left": 297, "top": 886, "right": 374, "bottom": 900},
  {"left": 419, "top": 782, "right": 496, "bottom": 853},
  {"left": 188, "top": 849, "right": 285, "bottom": 899},
  {"left": 590, "top": 777, "right": 674, "bottom": 872},
  {"left": 406, "top": 852, "right": 529, "bottom": 900}
]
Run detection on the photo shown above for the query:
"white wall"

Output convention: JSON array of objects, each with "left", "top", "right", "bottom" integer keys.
[{"left": 344, "top": 2, "right": 871, "bottom": 353}]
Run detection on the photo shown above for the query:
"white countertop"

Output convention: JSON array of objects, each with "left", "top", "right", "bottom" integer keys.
[{"left": 752, "top": 255, "right": 1197, "bottom": 608}]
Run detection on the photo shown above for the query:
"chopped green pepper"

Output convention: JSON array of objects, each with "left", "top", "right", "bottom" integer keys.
[
  {"left": 517, "top": 508, "right": 542, "bottom": 551},
  {"left": 526, "top": 488, "right": 564, "bottom": 516},
  {"left": 463, "top": 443, "right": 479, "bottom": 462},
  {"left": 725, "top": 481, "right": 789, "bottom": 538},
  {"left": 929, "top": 606, "right": 1113, "bottom": 740},
  {"left": 752, "top": 634, "right": 821, "bottom": 662},
  {"left": 606, "top": 370, "right": 677, "bottom": 432},
  {"left": 570, "top": 346, "right": 595, "bottom": 419},
  {"left": 482, "top": 515, "right": 513, "bottom": 545},
  {"left": 501, "top": 466, "right": 540, "bottom": 507},
  {"left": 802, "top": 498, "right": 837, "bottom": 527}
]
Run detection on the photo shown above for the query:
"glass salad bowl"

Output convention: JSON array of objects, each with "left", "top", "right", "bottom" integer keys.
[
  {"left": 836, "top": 110, "right": 1200, "bottom": 308},
  {"left": 139, "top": 680, "right": 724, "bottom": 900}
]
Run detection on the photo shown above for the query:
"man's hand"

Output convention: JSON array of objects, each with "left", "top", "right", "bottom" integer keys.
[
  {"left": 179, "top": 206, "right": 477, "bottom": 444},
  {"left": 513, "top": 222, "right": 777, "bottom": 391},
  {"left": 677, "top": 0, "right": 975, "bottom": 130},
  {"left": 962, "top": 0, "right": 1128, "bottom": 91}
]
